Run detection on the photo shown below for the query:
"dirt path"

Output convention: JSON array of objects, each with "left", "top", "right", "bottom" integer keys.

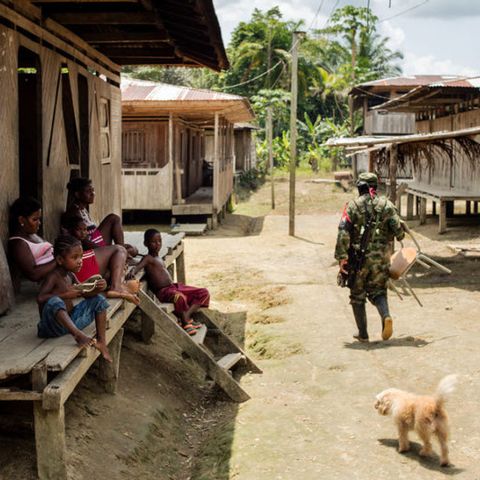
[{"left": 185, "top": 182, "right": 480, "bottom": 479}]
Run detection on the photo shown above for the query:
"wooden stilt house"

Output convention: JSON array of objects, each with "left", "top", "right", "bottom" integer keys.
[
  {"left": 121, "top": 79, "right": 255, "bottom": 226},
  {"left": 328, "top": 76, "right": 480, "bottom": 233},
  {"left": 0, "top": 0, "right": 228, "bottom": 314}
]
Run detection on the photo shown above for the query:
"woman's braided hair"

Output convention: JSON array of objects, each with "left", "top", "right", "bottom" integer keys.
[{"left": 53, "top": 235, "right": 81, "bottom": 258}]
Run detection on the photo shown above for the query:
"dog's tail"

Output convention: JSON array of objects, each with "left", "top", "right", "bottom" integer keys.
[{"left": 435, "top": 374, "right": 457, "bottom": 406}]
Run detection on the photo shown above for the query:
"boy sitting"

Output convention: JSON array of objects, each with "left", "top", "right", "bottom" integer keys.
[
  {"left": 127, "top": 229, "right": 209, "bottom": 335},
  {"left": 37, "top": 235, "right": 111, "bottom": 362}
]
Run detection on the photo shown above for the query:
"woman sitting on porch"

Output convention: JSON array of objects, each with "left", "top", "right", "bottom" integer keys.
[
  {"left": 65, "top": 177, "right": 137, "bottom": 257},
  {"left": 8, "top": 198, "right": 135, "bottom": 302}
]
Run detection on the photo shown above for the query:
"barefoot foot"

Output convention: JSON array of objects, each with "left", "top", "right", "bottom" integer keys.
[
  {"left": 74, "top": 332, "right": 95, "bottom": 349},
  {"left": 95, "top": 341, "right": 112, "bottom": 362}
]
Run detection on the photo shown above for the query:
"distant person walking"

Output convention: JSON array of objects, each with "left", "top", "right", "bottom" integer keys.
[{"left": 335, "top": 172, "right": 405, "bottom": 342}]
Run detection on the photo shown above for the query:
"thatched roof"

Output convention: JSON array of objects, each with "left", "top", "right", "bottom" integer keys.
[{"left": 25, "top": 0, "right": 228, "bottom": 71}]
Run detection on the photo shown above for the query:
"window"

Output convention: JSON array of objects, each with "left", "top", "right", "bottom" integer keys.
[{"left": 99, "top": 97, "right": 111, "bottom": 164}]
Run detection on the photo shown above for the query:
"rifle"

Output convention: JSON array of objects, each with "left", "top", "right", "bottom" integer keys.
[{"left": 338, "top": 200, "right": 378, "bottom": 288}]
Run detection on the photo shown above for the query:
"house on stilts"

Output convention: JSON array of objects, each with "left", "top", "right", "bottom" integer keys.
[
  {"left": 120, "top": 79, "right": 255, "bottom": 228},
  {"left": 328, "top": 75, "right": 480, "bottom": 234}
]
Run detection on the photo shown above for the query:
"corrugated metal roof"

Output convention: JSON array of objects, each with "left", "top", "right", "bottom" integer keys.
[
  {"left": 121, "top": 78, "right": 244, "bottom": 102},
  {"left": 356, "top": 75, "right": 477, "bottom": 89}
]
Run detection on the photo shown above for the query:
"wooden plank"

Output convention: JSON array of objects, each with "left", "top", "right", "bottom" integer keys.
[
  {"left": 44, "top": 298, "right": 124, "bottom": 371},
  {"left": 171, "top": 223, "right": 207, "bottom": 235},
  {"left": 0, "top": 388, "right": 43, "bottom": 401},
  {"left": 196, "top": 309, "right": 262, "bottom": 374},
  {"left": 137, "top": 291, "right": 250, "bottom": 402},
  {"left": 49, "top": 12, "right": 157, "bottom": 25},
  {"left": 217, "top": 353, "right": 243, "bottom": 371},
  {"left": 42, "top": 300, "right": 137, "bottom": 410}
]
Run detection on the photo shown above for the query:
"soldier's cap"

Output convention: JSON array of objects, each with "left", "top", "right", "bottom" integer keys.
[{"left": 356, "top": 172, "right": 378, "bottom": 187}]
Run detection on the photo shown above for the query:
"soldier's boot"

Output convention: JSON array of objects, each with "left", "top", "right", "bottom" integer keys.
[
  {"left": 374, "top": 295, "right": 393, "bottom": 340},
  {"left": 351, "top": 303, "right": 369, "bottom": 342}
]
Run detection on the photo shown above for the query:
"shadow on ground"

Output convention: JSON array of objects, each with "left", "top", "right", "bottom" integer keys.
[
  {"left": 378, "top": 438, "right": 465, "bottom": 475},
  {"left": 344, "top": 335, "right": 431, "bottom": 350}
]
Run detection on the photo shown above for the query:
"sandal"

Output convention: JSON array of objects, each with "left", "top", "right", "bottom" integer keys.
[
  {"left": 183, "top": 323, "right": 198, "bottom": 336},
  {"left": 74, "top": 274, "right": 103, "bottom": 293}
]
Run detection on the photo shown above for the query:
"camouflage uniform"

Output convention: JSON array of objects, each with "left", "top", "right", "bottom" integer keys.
[{"left": 335, "top": 172, "right": 404, "bottom": 340}]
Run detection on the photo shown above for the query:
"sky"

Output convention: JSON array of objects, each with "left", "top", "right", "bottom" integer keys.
[{"left": 213, "top": 0, "right": 480, "bottom": 77}]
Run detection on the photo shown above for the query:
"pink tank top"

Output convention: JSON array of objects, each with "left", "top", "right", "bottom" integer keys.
[{"left": 9, "top": 236, "right": 54, "bottom": 265}]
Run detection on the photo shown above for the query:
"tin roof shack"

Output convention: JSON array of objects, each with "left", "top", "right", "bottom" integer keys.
[
  {"left": 0, "top": 0, "right": 227, "bottom": 312},
  {"left": 349, "top": 76, "right": 468, "bottom": 177},
  {"left": 121, "top": 79, "right": 255, "bottom": 226}
]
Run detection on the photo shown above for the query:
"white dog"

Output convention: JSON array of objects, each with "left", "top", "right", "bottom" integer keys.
[{"left": 374, "top": 375, "right": 457, "bottom": 466}]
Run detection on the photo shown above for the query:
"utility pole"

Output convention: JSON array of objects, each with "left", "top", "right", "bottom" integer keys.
[
  {"left": 267, "top": 106, "right": 275, "bottom": 209},
  {"left": 266, "top": 23, "right": 275, "bottom": 209},
  {"left": 289, "top": 31, "right": 304, "bottom": 236}
]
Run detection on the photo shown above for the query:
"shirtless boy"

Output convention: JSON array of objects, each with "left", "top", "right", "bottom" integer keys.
[
  {"left": 127, "top": 229, "right": 210, "bottom": 335},
  {"left": 37, "top": 235, "right": 112, "bottom": 362}
]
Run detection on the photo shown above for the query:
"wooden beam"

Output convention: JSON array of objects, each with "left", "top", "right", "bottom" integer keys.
[
  {"left": 48, "top": 11, "right": 157, "bottom": 25},
  {"left": 0, "top": 389, "right": 43, "bottom": 401},
  {"left": 97, "top": 46, "right": 176, "bottom": 58},
  {"left": 97, "top": 328, "right": 124, "bottom": 394},
  {"left": 80, "top": 31, "right": 169, "bottom": 44}
]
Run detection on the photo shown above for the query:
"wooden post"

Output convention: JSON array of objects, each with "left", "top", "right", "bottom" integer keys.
[
  {"left": 34, "top": 405, "right": 68, "bottom": 480},
  {"left": 141, "top": 312, "right": 155, "bottom": 344},
  {"left": 98, "top": 328, "right": 124, "bottom": 394},
  {"left": 406, "top": 193, "right": 414, "bottom": 220},
  {"left": 176, "top": 245, "right": 186, "bottom": 284},
  {"left": 289, "top": 31, "right": 304, "bottom": 237},
  {"left": 33, "top": 363, "right": 67, "bottom": 480},
  {"left": 396, "top": 191, "right": 402, "bottom": 216},
  {"left": 170, "top": 114, "right": 182, "bottom": 205},
  {"left": 388, "top": 144, "right": 398, "bottom": 204},
  {"left": 432, "top": 201, "right": 437, "bottom": 216},
  {"left": 419, "top": 198, "right": 427, "bottom": 225},
  {"left": 474, "top": 201, "right": 478, "bottom": 214},
  {"left": 0, "top": 242, "right": 14, "bottom": 314},
  {"left": 439, "top": 201, "right": 447, "bottom": 234},
  {"left": 267, "top": 105, "right": 275, "bottom": 209},
  {"left": 213, "top": 113, "right": 219, "bottom": 214},
  {"left": 466, "top": 201, "right": 471, "bottom": 216}
]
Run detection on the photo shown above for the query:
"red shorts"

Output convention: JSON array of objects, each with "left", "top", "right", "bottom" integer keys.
[{"left": 157, "top": 283, "right": 210, "bottom": 314}]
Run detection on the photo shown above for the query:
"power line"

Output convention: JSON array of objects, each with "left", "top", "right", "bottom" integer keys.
[{"left": 379, "top": 0, "right": 429, "bottom": 23}]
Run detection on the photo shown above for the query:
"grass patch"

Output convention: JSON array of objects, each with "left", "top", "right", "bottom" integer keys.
[
  {"left": 246, "top": 327, "right": 303, "bottom": 360},
  {"left": 217, "top": 285, "right": 288, "bottom": 310},
  {"left": 249, "top": 313, "right": 285, "bottom": 325},
  {"left": 191, "top": 416, "right": 235, "bottom": 480}
]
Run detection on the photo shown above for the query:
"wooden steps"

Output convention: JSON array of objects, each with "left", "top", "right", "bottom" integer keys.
[
  {"left": 137, "top": 290, "right": 261, "bottom": 402},
  {"left": 217, "top": 353, "right": 244, "bottom": 371}
]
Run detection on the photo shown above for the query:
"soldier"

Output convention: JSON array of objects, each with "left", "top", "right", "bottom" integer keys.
[{"left": 335, "top": 172, "right": 405, "bottom": 342}]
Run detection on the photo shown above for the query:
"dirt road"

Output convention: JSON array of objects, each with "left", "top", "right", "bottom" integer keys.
[{"left": 186, "top": 182, "right": 480, "bottom": 479}]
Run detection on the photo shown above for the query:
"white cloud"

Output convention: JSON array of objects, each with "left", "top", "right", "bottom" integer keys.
[
  {"left": 379, "top": 20, "right": 405, "bottom": 51},
  {"left": 402, "top": 52, "right": 479, "bottom": 77}
]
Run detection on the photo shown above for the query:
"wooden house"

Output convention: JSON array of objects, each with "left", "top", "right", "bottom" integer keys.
[
  {"left": 121, "top": 79, "right": 255, "bottom": 226},
  {"left": 348, "top": 76, "right": 463, "bottom": 177},
  {"left": 328, "top": 76, "right": 480, "bottom": 233},
  {"left": 0, "top": 0, "right": 228, "bottom": 314}
]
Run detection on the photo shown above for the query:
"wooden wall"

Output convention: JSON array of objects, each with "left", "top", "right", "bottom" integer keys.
[
  {"left": 364, "top": 111, "right": 415, "bottom": 135},
  {"left": 234, "top": 129, "right": 257, "bottom": 171},
  {"left": 0, "top": 14, "right": 121, "bottom": 246},
  {"left": 0, "top": 24, "right": 19, "bottom": 245},
  {"left": 412, "top": 109, "right": 480, "bottom": 194}
]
